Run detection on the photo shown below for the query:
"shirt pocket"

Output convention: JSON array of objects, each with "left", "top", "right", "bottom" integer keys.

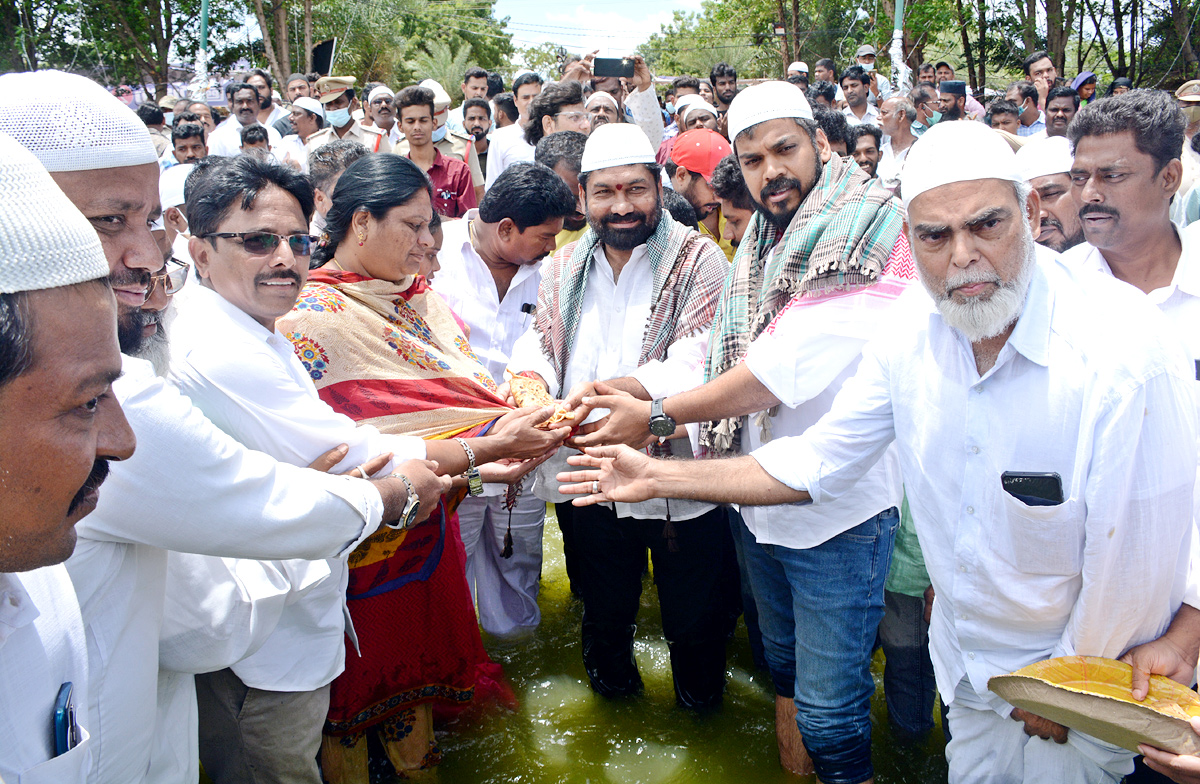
[
  {"left": 995, "top": 492, "right": 1084, "bottom": 577},
  {"left": 17, "top": 732, "right": 90, "bottom": 784}
]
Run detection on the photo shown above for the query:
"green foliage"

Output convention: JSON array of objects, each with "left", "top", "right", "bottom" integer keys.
[
  {"left": 410, "top": 38, "right": 471, "bottom": 95},
  {"left": 519, "top": 41, "right": 566, "bottom": 79}
]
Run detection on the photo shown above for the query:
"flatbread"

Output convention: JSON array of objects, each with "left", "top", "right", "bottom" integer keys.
[
  {"left": 989, "top": 656, "right": 1200, "bottom": 754},
  {"left": 507, "top": 373, "right": 575, "bottom": 430}
]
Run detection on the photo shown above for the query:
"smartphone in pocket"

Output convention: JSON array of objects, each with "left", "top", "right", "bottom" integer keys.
[
  {"left": 54, "top": 681, "right": 78, "bottom": 756},
  {"left": 1001, "top": 471, "right": 1064, "bottom": 507}
]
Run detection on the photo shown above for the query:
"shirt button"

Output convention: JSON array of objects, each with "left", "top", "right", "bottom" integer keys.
[
  {"left": 968, "top": 652, "right": 976, "bottom": 659},
  {"left": 959, "top": 565, "right": 968, "bottom": 572},
  {"left": 966, "top": 506, "right": 974, "bottom": 515},
  {"left": 974, "top": 386, "right": 984, "bottom": 394},
  {"left": 971, "top": 446, "right": 980, "bottom": 454}
]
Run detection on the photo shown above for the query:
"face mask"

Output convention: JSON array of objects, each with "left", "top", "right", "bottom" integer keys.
[
  {"left": 925, "top": 109, "right": 942, "bottom": 127},
  {"left": 326, "top": 107, "right": 351, "bottom": 127},
  {"left": 665, "top": 102, "right": 675, "bottom": 115},
  {"left": 1183, "top": 104, "right": 1200, "bottom": 124},
  {"left": 861, "top": 61, "right": 874, "bottom": 73},
  {"left": 164, "top": 112, "right": 174, "bottom": 125},
  {"left": 432, "top": 124, "right": 447, "bottom": 142}
]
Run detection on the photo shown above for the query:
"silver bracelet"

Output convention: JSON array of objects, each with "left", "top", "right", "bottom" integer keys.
[{"left": 455, "top": 438, "right": 484, "bottom": 496}]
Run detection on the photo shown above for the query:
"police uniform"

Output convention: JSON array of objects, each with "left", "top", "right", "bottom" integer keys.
[
  {"left": 393, "top": 130, "right": 483, "bottom": 189},
  {"left": 304, "top": 121, "right": 391, "bottom": 154}
]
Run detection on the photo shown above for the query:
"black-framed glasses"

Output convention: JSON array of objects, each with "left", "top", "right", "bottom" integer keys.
[
  {"left": 149, "top": 257, "right": 190, "bottom": 297},
  {"left": 203, "top": 232, "right": 316, "bottom": 256}
]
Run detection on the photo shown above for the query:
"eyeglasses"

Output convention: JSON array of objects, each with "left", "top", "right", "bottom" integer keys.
[
  {"left": 371, "top": 97, "right": 394, "bottom": 106},
  {"left": 555, "top": 111, "right": 590, "bottom": 123},
  {"left": 149, "top": 257, "right": 190, "bottom": 297},
  {"left": 203, "top": 232, "right": 317, "bottom": 256}
]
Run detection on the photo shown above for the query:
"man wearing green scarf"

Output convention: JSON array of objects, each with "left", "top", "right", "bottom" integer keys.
[{"left": 567, "top": 81, "right": 914, "bottom": 783}]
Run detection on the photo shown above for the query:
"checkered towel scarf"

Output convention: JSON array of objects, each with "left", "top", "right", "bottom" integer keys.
[
  {"left": 699, "top": 154, "right": 905, "bottom": 455},
  {"left": 535, "top": 211, "right": 730, "bottom": 393}
]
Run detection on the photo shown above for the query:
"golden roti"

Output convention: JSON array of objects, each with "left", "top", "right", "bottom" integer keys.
[{"left": 508, "top": 373, "right": 575, "bottom": 430}]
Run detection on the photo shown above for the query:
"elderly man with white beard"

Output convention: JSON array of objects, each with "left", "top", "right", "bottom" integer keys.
[{"left": 558, "top": 120, "right": 1199, "bottom": 784}]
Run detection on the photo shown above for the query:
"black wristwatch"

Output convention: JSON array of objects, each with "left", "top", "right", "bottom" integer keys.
[
  {"left": 649, "top": 398, "right": 677, "bottom": 438},
  {"left": 388, "top": 473, "right": 421, "bottom": 530}
]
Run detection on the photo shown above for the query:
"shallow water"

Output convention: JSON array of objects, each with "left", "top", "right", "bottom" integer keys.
[{"left": 435, "top": 510, "right": 951, "bottom": 784}]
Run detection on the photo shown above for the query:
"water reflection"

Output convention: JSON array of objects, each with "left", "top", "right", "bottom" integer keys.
[{"left": 435, "top": 512, "right": 950, "bottom": 783}]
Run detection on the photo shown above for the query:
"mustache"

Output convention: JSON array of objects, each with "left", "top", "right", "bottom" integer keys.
[
  {"left": 68, "top": 459, "right": 111, "bottom": 516},
  {"left": 1079, "top": 203, "right": 1120, "bottom": 220},
  {"left": 944, "top": 267, "right": 1001, "bottom": 295},
  {"left": 601, "top": 210, "right": 649, "bottom": 226},
  {"left": 109, "top": 267, "right": 151, "bottom": 290},
  {"left": 759, "top": 177, "right": 804, "bottom": 206},
  {"left": 1040, "top": 216, "right": 1063, "bottom": 233},
  {"left": 255, "top": 270, "right": 302, "bottom": 286}
]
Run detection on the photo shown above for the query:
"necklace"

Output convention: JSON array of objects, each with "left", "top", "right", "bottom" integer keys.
[{"left": 327, "top": 258, "right": 345, "bottom": 271}]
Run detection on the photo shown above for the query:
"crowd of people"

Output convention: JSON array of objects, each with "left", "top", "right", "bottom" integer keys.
[{"left": 3, "top": 42, "right": 1200, "bottom": 784}]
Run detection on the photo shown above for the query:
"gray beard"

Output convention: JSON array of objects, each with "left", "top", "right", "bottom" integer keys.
[
  {"left": 920, "top": 229, "right": 1037, "bottom": 343},
  {"left": 132, "top": 302, "right": 175, "bottom": 377}
]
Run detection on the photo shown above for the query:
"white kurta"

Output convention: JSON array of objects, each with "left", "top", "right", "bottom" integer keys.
[
  {"left": 752, "top": 254, "right": 1198, "bottom": 713},
  {"left": 507, "top": 242, "right": 713, "bottom": 521},
  {"left": 0, "top": 566, "right": 92, "bottom": 783},
  {"left": 67, "top": 354, "right": 387, "bottom": 784},
  {"left": 205, "top": 119, "right": 284, "bottom": 158},
  {"left": 484, "top": 123, "right": 535, "bottom": 190},
  {"left": 739, "top": 272, "right": 904, "bottom": 550}
]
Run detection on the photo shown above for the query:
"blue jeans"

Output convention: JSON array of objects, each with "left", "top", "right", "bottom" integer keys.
[{"left": 739, "top": 507, "right": 899, "bottom": 784}]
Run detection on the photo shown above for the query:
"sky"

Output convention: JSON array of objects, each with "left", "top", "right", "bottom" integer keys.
[{"left": 492, "top": 0, "right": 705, "bottom": 57}]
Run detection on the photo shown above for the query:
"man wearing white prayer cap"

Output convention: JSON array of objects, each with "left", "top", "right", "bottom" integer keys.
[
  {"left": 0, "top": 70, "right": 433, "bottom": 784},
  {"left": 787, "top": 61, "right": 809, "bottom": 78},
  {"left": 505, "top": 120, "right": 737, "bottom": 712},
  {"left": 363, "top": 84, "right": 399, "bottom": 144},
  {"left": 556, "top": 79, "right": 913, "bottom": 780},
  {"left": 0, "top": 130, "right": 135, "bottom": 784},
  {"left": 557, "top": 116, "right": 1200, "bottom": 784},
  {"left": 585, "top": 89, "right": 621, "bottom": 129},
  {"left": 1014, "top": 135, "right": 1083, "bottom": 253}
]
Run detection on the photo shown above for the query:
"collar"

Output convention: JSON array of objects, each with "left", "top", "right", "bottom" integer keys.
[
  {"left": 0, "top": 572, "right": 39, "bottom": 648},
  {"left": 456, "top": 208, "right": 542, "bottom": 293},
  {"left": 190, "top": 282, "right": 281, "bottom": 344},
  {"left": 1003, "top": 248, "right": 1055, "bottom": 367},
  {"left": 1072, "top": 224, "right": 1197, "bottom": 299}
]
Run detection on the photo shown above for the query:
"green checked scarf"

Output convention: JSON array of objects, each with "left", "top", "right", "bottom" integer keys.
[
  {"left": 535, "top": 210, "right": 730, "bottom": 393},
  {"left": 699, "top": 153, "right": 905, "bottom": 455}
]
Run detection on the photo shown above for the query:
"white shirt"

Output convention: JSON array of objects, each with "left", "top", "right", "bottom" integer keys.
[
  {"left": 508, "top": 242, "right": 714, "bottom": 521},
  {"left": 624, "top": 85, "right": 665, "bottom": 152},
  {"left": 843, "top": 103, "right": 880, "bottom": 127},
  {"left": 435, "top": 210, "right": 542, "bottom": 385},
  {"left": 206, "top": 119, "right": 284, "bottom": 158},
  {"left": 740, "top": 278, "right": 904, "bottom": 549},
  {"left": 67, "top": 354, "right": 387, "bottom": 784},
  {"left": 0, "top": 566, "right": 92, "bottom": 783},
  {"left": 1064, "top": 228, "right": 1200, "bottom": 610},
  {"left": 752, "top": 253, "right": 1197, "bottom": 711},
  {"left": 484, "top": 122, "right": 534, "bottom": 189},
  {"left": 876, "top": 137, "right": 913, "bottom": 192},
  {"left": 169, "top": 283, "right": 426, "bottom": 690}
]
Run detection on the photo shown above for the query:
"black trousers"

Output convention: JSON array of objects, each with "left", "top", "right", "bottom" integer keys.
[{"left": 569, "top": 503, "right": 739, "bottom": 708}]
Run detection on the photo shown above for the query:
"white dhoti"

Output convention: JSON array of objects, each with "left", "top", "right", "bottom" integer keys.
[{"left": 455, "top": 492, "right": 546, "bottom": 637}]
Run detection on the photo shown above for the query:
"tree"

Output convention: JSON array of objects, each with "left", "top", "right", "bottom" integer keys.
[{"left": 412, "top": 38, "right": 472, "bottom": 97}]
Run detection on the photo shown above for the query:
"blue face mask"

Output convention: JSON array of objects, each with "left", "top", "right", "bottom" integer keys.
[
  {"left": 665, "top": 102, "right": 675, "bottom": 115},
  {"left": 861, "top": 61, "right": 874, "bottom": 73},
  {"left": 164, "top": 112, "right": 174, "bottom": 126},
  {"left": 432, "top": 124, "right": 447, "bottom": 143},
  {"left": 326, "top": 107, "right": 351, "bottom": 128}
]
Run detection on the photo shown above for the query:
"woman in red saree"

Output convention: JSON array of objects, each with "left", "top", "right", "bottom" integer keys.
[{"left": 277, "top": 154, "right": 567, "bottom": 782}]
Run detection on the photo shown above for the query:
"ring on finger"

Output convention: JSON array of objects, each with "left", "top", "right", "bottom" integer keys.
[
  {"left": 355, "top": 465, "right": 368, "bottom": 478},
  {"left": 591, "top": 480, "right": 600, "bottom": 494}
]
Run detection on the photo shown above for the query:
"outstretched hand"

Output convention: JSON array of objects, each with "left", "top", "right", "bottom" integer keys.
[
  {"left": 569, "top": 381, "right": 655, "bottom": 449},
  {"left": 557, "top": 445, "right": 658, "bottom": 505},
  {"left": 492, "top": 405, "right": 571, "bottom": 458}
]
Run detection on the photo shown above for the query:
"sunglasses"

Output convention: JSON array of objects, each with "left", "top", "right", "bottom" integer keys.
[
  {"left": 203, "top": 231, "right": 316, "bottom": 256},
  {"left": 149, "top": 257, "right": 190, "bottom": 297}
]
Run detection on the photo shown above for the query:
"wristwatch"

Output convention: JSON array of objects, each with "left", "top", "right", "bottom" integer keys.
[
  {"left": 455, "top": 438, "right": 484, "bottom": 496},
  {"left": 388, "top": 472, "right": 420, "bottom": 530},
  {"left": 649, "top": 398, "right": 677, "bottom": 439}
]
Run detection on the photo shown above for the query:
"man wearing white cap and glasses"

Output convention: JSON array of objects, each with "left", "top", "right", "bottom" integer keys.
[
  {"left": 363, "top": 84, "right": 400, "bottom": 144},
  {"left": 505, "top": 121, "right": 739, "bottom": 709},
  {"left": 563, "top": 80, "right": 912, "bottom": 781},
  {"left": 0, "top": 69, "right": 435, "bottom": 784},
  {"left": 0, "top": 131, "right": 136, "bottom": 783},
  {"left": 1014, "top": 135, "right": 1085, "bottom": 254},
  {"left": 559, "top": 119, "right": 1200, "bottom": 783}
]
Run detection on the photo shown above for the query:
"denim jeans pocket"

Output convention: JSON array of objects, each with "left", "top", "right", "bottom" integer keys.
[{"left": 837, "top": 506, "right": 899, "bottom": 544}]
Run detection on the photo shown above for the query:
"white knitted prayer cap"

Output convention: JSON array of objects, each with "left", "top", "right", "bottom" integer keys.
[
  {"left": 901, "top": 121, "right": 1022, "bottom": 209},
  {"left": 673, "top": 93, "right": 702, "bottom": 115},
  {"left": 580, "top": 123, "right": 656, "bottom": 174},
  {"left": 367, "top": 85, "right": 395, "bottom": 104},
  {"left": 726, "top": 81, "right": 814, "bottom": 145},
  {"left": 0, "top": 132, "right": 109, "bottom": 293},
  {"left": 159, "top": 163, "right": 194, "bottom": 210},
  {"left": 585, "top": 91, "right": 619, "bottom": 111},
  {"left": 0, "top": 70, "right": 158, "bottom": 172},
  {"left": 681, "top": 100, "right": 719, "bottom": 126},
  {"left": 292, "top": 96, "right": 325, "bottom": 120},
  {"left": 1015, "top": 135, "right": 1074, "bottom": 182}
]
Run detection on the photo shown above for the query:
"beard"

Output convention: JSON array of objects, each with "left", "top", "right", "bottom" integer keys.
[
  {"left": 751, "top": 147, "right": 823, "bottom": 233},
  {"left": 564, "top": 212, "right": 588, "bottom": 232},
  {"left": 942, "top": 101, "right": 964, "bottom": 121},
  {"left": 590, "top": 194, "right": 663, "bottom": 251},
  {"left": 919, "top": 227, "right": 1037, "bottom": 343},
  {"left": 1037, "top": 216, "right": 1086, "bottom": 253}
]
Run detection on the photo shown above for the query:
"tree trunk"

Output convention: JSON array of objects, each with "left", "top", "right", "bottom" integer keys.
[
  {"left": 252, "top": 0, "right": 287, "bottom": 88},
  {"left": 303, "top": 0, "right": 312, "bottom": 73},
  {"left": 774, "top": 0, "right": 790, "bottom": 72},
  {"left": 273, "top": 0, "right": 290, "bottom": 87},
  {"left": 790, "top": 0, "right": 800, "bottom": 62},
  {"left": 1170, "top": 0, "right": 1199, "bottom": 79},
  {"left": 975, "top": 0, "right": 987, "bottom": 89},
  {"left": 1023, "top": 0, "right": 1037, "bottom": 51},
  {"left": 954, "top": 0, "right": 978, "bottom": 91},
  {"left": 1045, "top": 0, "right": 1078, "bottom": 75}
]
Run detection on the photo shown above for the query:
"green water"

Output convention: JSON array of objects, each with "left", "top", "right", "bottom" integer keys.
[{"left": 435, "top": 512, "right": 951, "bottom": 784}]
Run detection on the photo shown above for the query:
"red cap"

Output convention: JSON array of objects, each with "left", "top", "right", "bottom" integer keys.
[{"left": 670, "top": 128, "right": 733, "bottom": 183}]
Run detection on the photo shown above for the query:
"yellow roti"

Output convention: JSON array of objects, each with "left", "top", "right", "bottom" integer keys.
[
  {"left": 988, "top": 656, "right": 1200, "bottom": 754},
  {"left": 507, "top": 373, "right": 575, "bottom": 430}
]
